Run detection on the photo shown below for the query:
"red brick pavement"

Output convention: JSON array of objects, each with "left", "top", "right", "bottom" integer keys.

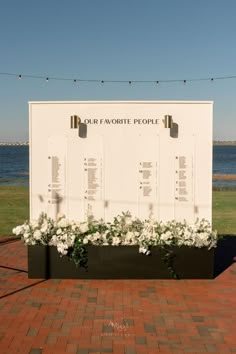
[{"left": 0, "top": 240, "right": 236, "bottom": 354}]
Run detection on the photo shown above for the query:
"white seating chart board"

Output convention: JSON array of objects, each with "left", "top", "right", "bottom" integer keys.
[{"left": 29, "top": 101, "right": 213, "bottom": 223}]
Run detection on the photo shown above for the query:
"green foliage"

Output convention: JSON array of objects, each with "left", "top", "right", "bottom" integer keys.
[
  {"left": 159, "top": 246, "right": 179, "bottom": 279},
  {"left": 68, "top": 238, "right": 88, "bottom": 269}
]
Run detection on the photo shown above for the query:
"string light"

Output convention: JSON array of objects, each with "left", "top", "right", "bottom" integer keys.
[{"left": 0, "top": 71, "right": 236, "bottom": 85}]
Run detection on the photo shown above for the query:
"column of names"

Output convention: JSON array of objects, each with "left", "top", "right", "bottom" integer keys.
[
  {"left": 84, "top": 157, "right": 103, "bottom": 217},
  {"left": 139, "top": 161, "right": 158, "bottom": 199},
  {"left": 175, "top": 155, "right": 193, "bottom": 202}
]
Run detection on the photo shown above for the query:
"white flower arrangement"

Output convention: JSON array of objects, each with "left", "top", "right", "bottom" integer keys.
[{"left": 13, "top": 212, "right": 218, "bottom": 263}]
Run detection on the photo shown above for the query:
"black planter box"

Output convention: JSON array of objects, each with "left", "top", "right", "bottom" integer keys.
[{"left": 28, "top": 245, "right": 218, "bottom": 279}]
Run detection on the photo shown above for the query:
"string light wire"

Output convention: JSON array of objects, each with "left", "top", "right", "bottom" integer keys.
[{"left": 0, "top": 71, "right": 236, "bottom": 85}]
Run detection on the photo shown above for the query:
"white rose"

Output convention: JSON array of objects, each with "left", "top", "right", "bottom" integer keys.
[
  {"left": 112, "top": 237, "right": 120, "bottom": 246},
  {"left": 31, "top": 220, "right": 39, "bottom": 229},
  {"left": 80, "top": 222, "right": 89, "bottom": 233},
  {"left": 33, "top": 230, "right": 42, "bottom": 240},
  {"left": 57, "top": 218, "right": 69, "bottom": 228},
  {"left": 40, "top": 222, "right": 48, "bottom": 233},
  {"left": 61, "top": 234, "right": 68, "bottom": 241},
  {"left": 124, "top": 217, "right": 132, "bottom": 226}
]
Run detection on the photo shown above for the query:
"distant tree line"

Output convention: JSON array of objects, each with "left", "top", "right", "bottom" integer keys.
[{"left": 213, "top": 141, "right": 236, "bottom": 145}]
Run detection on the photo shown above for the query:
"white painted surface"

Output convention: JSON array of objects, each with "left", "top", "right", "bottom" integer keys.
[{"left": 29, "top": 101, "right": 213, "bottom": 223}]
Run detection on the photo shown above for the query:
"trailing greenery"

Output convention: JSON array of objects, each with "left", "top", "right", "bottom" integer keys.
[{"left": 159, "top": 246, "right": 179, "bottom": 279}]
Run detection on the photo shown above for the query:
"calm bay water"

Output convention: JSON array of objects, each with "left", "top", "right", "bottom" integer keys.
[
  {"left": 213, "top": 145, "right": 236, "bottom": 174},
  {"left": 213, "top": 145, "right": 236, "bottom": 187},
  {"left": 0, "top": 145, "right": 236, "bottom": 187},
  {"left": 0, "top": 146, "right": 29, "bottom": 186}
]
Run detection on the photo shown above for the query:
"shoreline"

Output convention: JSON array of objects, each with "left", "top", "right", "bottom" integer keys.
[
  {"left": 1, "top": 174, "right": 236, "bottom": 182},
  {"left": 213, "top": 174, "right": 236, "bottom": 180},
  {"left": 213, "top": 142, "right": 236, "bottom": 146},
  {"left": 0, "top": 142, "right": 235, "bottom": 146}
]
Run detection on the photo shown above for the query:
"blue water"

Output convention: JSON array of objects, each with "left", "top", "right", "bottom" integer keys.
[
  {"left": 213, "top": 145, "right": 236, "bottom": 174},
  {"left": 0, "top": 146, "right": 29, "bottom": 186},
  {"left": 0, "top": 145, "right": 236, "bottom": 187},
  {"left": 213, "top": 145, "right": 236, "bottom": 187}
]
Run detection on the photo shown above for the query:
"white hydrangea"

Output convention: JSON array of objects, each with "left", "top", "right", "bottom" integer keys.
[
  {"left": 83, "top": 238, "right": 89, "bottom": 245},
  {"left": 23, "top": 232, "right": 30, "bottom": 239},
  {"left": 112, "top": 236, "right": 121, "bottom": 246},
  {"left": 13, "top": 212, "right": 218, "bottom": 256},
  {"left": 123, "top": 231, "right": 136, "bottom": 245},
  {"left": 49, "top": 235, "right": 58, "bottom": 246},
  {"left": 12, "top": 225, "right": 24, "bottom": 235},
  {"left": 30, "top": 220, "right": 39, "bottom": 229},
  {"left": 160, "top": 231, "right": 173, "bottom": 245},
  {"left": 57, "top": 242, "right": 68, "bottom": 256}
]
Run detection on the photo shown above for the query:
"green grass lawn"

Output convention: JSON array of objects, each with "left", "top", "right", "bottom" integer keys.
[
  {"left": 0, "top": 186, "right": 29, "bottom": 236},
  {"left": 0, "top": 186, "right": 235, "bottom": 236},
  {"left": 212, "top": 190, "right": 236, "bottom": 235}
]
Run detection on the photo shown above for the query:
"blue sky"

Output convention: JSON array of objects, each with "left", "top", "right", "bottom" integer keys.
[{"left": 0, "top": 0, "right": 236, "bottom": 141}]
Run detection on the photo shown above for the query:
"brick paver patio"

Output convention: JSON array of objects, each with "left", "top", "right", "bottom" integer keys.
[{"left": 0, "top": 239, "right": 236, "bottom": 353}]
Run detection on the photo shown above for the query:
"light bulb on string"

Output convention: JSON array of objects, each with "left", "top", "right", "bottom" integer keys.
[{"left": 18, "top": 75, "right": 22, "bottom": 80}]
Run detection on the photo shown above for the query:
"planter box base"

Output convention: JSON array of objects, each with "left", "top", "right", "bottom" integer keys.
[{"left": 28, "top": 245, "right": 217, "bottom": 279}]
